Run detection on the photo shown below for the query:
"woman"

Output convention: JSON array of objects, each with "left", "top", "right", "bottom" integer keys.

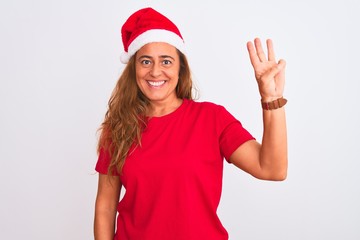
[{"left": 94, "top": 7, "right": 287, "bottom": 240}]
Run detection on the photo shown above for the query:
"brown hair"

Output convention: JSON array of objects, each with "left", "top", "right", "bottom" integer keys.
[{"left": 98, "top": 50, "right": 194, "bottom": 175}]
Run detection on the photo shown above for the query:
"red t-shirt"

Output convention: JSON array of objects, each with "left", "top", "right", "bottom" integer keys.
[{"left": 96, "top": 99, "right": 254, "bottom": 240}]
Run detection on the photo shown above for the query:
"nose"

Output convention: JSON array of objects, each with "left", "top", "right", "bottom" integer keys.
[{"left": 150, "top": 63, "right": 162, "bottom": 77}]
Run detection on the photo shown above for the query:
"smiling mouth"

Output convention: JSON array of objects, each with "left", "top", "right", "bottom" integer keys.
[{"left": 147, "top": 80, "right": 166, "bottom": 87}]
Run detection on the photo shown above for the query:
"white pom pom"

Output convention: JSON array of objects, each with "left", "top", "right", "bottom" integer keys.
[{"left": 120, "top": 52, "right": 129, "bottom": 64}]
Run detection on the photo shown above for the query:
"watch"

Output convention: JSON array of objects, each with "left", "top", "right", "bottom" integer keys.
[{"left": 261, "top": 97, "right": 287, "bottom": 110}]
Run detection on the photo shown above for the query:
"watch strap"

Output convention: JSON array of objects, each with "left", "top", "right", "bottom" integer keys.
[{"left": 261, "top": 97, "right": 287, "bottom": 110}]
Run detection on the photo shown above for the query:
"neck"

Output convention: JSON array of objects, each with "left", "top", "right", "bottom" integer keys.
[{"left": 148, "top": 98, "right": 183, "bottom": 117}]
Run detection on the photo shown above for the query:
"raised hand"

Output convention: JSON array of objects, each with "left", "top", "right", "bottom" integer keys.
[{"left": 247, "top": 38, "right": 286, "bottom": 102}]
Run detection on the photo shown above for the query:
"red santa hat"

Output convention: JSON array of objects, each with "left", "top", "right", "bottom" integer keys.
[{"left": 120, "top": 7, "right": 186, "bottom": 64}]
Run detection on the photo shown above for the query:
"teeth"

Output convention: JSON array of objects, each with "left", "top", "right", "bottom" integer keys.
[{"left": 148, "top": 81, "right": 165, "bottom": 87}]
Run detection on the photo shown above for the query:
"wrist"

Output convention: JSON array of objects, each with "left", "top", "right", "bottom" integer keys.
[
  {"left": 260, "top": 94, "right": 283, "bottom": 102},
  {"left": 261, "top": 97, "right": 287, "bottom": 110}
]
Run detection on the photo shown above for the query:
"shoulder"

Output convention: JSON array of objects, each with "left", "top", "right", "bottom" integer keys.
[
  {"left": 183, "top": 100, "right": 235, "bottom": 125},
  {"left": 185, "top": 99, "right": 226, "bottom": 113}
]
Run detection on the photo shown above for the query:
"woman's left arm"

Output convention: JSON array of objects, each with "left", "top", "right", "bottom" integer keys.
[{"left": 229, "top": 38, "right": 288, "bottom": 181}]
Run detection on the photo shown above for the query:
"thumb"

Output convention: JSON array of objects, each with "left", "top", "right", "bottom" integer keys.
[
  {"left": 263, "top": 59, "right": 286, "bottom": 80},
  {"left": 278, "top": 59, "right": 286, "bottom": 70}
]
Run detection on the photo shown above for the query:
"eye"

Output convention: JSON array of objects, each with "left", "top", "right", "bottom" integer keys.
[
  {"left": 162, "top": 59, "right": 172, "bottom": 65},
  {"left": 141, "top": 59, "right": 152, "bottom": 65}
]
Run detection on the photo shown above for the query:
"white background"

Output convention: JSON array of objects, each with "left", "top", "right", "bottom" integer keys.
[{"left": 1, "top": 0, "right": 359, "bottom": 239}]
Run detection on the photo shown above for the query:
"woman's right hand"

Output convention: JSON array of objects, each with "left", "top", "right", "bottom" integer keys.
[{"left": 94, "top": 174, "right": 121, "bottom": 240}]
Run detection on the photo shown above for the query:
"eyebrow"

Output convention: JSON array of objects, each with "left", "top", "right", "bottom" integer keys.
[{"left": 138, "top": 55, "right": 176, "bottom": 60}]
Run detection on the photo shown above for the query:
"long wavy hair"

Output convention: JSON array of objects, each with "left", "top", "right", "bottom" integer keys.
[{"left": 98, "top": 49, "right": 194, "bottom": 175}]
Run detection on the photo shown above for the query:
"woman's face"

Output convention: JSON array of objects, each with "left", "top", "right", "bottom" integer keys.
[{"left": 135, "top": 42, "right": 180, "bottom": 105}]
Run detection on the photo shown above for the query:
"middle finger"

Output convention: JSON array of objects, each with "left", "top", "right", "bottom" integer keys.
[{"left": 254, "top": 38, "right": 267, "bottom": 62}]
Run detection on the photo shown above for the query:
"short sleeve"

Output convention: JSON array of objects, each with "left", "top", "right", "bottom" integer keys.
[
  {"left": 217, "top": 106, "right": 255, "bottom": 162},
  {"left": 95, "top": 148, "right": 119, "bottom": 176}
]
